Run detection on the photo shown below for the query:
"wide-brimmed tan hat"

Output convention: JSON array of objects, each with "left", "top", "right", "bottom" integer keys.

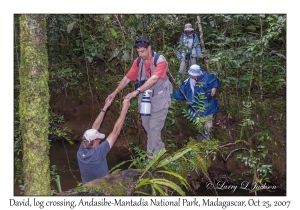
[{"left": 184, "top": 23, "right": 194, "bottom": 31}]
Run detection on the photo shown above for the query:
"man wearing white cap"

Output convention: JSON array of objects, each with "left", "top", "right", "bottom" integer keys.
[
  {"left": 173, "top": 64, "right": 220, "bottom": 140},
  {"left": 177, "top": 23, "right": 202, "bottom": 74},
  {"left": 77, "top": 98, "right": 131, "bottom": 184}
]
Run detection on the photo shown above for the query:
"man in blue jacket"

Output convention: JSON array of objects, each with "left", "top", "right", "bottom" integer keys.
[{"left": 173, "top": 64, "right": 220, "bottom": 140}]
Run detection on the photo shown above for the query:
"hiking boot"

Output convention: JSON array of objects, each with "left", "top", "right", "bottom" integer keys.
[
  {"left": 197, "top": 133, "right": 205, "bottom": 141},
  {"left": 197, "top": 130, "right": 210, "bottom": 141},
  {"left": 204, "top": 130, "right": 210, "bottom": 140}
]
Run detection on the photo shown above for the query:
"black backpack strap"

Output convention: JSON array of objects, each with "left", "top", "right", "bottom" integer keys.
[
  {"left": 137, "top": 51, "right": 160, "bottom": 67},
  {"left": 153, "top": 51, "right": 160, "bottom": 67},
  {"left": 137, "top": 56, "right": 142, "bottom": 66},
  {"left": 192, "top": 33, "right": 195, "bottom": 47},
  {"left": 180, "top": 33, "right": 184, "bottom": 42}
]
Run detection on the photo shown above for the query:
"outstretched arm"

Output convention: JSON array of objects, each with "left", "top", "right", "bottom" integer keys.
[
  {"left": 125, "top": 75, "right": 160, "bottom": 100},
  {"left": 105, "top": 76, "right": 131, "bottom": 103},
  {"left": 106, "top": 98, "right": 131, "bottom": 148},
  {"left": 92, "top": 98, "right": 113, "bottom": 130}
]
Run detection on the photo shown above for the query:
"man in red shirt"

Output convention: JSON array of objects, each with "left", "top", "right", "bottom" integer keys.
[{"left": 106, "top": 36, "right": 173, "bottom": 160}]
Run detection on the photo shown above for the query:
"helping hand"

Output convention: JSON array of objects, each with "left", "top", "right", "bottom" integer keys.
[
  {"left": 122, "top": 98, "right": 131, "bottom": 110},
  {"left": 211, "top": 88, "right": 217, "bottom": 97},
  {"left": 105, "top": 92, "right": 117, "bottom": 103},
  {"left": 104, "top": 98, "right": 113, "bottom": 110},
  {"left": 125, "top": 90, "right": 139, "bottom": 101}
]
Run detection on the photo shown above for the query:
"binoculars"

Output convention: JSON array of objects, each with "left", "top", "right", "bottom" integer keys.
[{"left": 135, "top": 80, "right": 146, "bottom": 90}]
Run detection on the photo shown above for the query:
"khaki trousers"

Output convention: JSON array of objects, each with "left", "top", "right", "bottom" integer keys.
[
  {"left": 205, "top": 114, "right": 213, "bottom": 129},
  {"left": 179, "top": 57, "right": 197, "bottom": 74},
  {"left": 141, "top": 108, "right": 168, "bottom": 159}
]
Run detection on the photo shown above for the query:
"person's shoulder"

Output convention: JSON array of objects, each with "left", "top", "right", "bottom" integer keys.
[
  {"left": 101, "top": 139, "right": 110, "bottom": 149},
  {"left": 100, "top": 139, "right": 109, "bottom": 146},
  {"left": 156, "top": 53, "right": 167, "bottom": 63},
  {"left": 94, "top": 140, "right": 110, "bottom": 152},
  {"left": 77, "top": 144, "right": 84, "bottom": 152},
  {"left": 201, "top": 71, "right": 211, "bottom": 78}
]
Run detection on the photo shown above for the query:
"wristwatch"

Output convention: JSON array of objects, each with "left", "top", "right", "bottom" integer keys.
[{"left": 137, "top": 88, "right": 141, "bottom": 94}]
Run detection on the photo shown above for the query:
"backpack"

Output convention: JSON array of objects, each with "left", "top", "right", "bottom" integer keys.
[
  {"left": 136, "top": 51, "right": 172, "bottom": 82},
  {"left": 137, "top": 51, "right": 160, "bottom": 67},
  {"left": 180, "top": 33, "right": 196, "bottom": 49}
]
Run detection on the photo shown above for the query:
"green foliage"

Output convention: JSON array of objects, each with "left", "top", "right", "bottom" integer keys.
[
  {"left": 163, "top": 101, "right": 177, "bottom": 143},
  {"left": 182, "top": 93, "right": 208, "bottom": 133},
  {"left": 14, "top": 157, "right": 23, "bottom": 185},
  {"left": 49, "top": 67, "right": 83, "bottom": 95},
  {"left": 114, "top": 141, "right": 215, "bottom": 196},
  {"left": 128, "top": 145, "right": 149, "bottom": 169},
  {"left": 235, "top": 101, "right": 274, "bottom": 185},
  {"left": 49, "top": 113, "right": 74, "bottom": 145},
  {"left": 134, "top": 148, "right": 191, "bottom": 196},
  {"left": 50, "top": 165, "right": 62, "bottom": 195}
]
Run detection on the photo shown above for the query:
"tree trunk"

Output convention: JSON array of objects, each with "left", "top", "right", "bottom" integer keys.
[
  {"left": 19, "top": 14, "right": 51, "bottom": 195},
  {"left": 197, "top": 15, "right": 210, "bottom": 72}
]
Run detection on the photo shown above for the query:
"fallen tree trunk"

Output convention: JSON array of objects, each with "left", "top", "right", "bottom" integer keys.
[{"left": 60, "top": 169, "right": 145, "bottom": 196}]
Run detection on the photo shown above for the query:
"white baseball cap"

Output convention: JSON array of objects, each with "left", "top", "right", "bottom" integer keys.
[{"left": 83, "top": 129, "right": 105, "bottom": 142}]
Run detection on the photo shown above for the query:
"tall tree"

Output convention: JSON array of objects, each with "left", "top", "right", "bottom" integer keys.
[{"left": 19, "top": 14, "right": 51, "bottom": 195}]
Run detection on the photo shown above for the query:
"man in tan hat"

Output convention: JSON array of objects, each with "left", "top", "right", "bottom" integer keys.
[
  {"left": 177, "top": 23, "right": 202, "bottom": 74},
  {"left": 77, "top": 98, "right": 131, "bottom": 184}
]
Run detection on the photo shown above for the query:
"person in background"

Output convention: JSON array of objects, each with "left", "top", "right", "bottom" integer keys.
[
  {"left": 173, "top": 64, "right": 220, "bottom": 140},
  {"left": 177, "top": 23, "right": 202, "bottom": 74},
  {"left": 105, "top": 36, "right": 173, "bottom": 159},
  {"left": 77, "top": 98, "right": 131, "bottom": 184}
]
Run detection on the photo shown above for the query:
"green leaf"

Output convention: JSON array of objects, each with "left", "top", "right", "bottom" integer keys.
[
  {"left": 110, "top": 169, "right": 122, "bottom": 174},
  {"left": 109, "top": 160, "right": 132, "bottom": 173},
  {"left": 151, "top": 179, "right": 185, "bottom": 195},
  {"left": 246, "top": 25, "right": 256, "bottom": 31},
  {"left": 151, "top": 184, "right": 156, "bottom": 196},
  {"left": 153, "top": 183, "right": 167, "bottom": 195},
  {"left": 109, "top": 47, "right": 120, "bottom": 60},
  {"left": 122, "top": 50, "right": 130, "bottom": 61},
  {"left": 134, "top": 190, "right": 150, "bottom": 196},
  {"left": 157, "top": 170, "right": 190, "bottom": 190},
  {"left": 140, "top": 148, "right": 166, "bottom": 178},
  {"left": 135, "top": 178, "right": 150, "bottom": 189},
  {"left": 110, "top": 28, "right": 118, "bottom": 37},
  {"left": 67, "top": 21, "right": 77, "bottom": 33},
  {"left": 55, "top": 175, "right": 62, "bottom": 193},
  {"left": 157, "top": 148, "right": 192, "bottom": 168}
]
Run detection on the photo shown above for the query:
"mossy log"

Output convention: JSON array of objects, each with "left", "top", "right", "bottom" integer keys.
[{"left": 60, "top": 169, "right": 145, "bottom": 196}]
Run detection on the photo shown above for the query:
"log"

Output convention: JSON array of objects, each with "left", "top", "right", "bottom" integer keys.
[{"left": 60, "top": 169, "right": 145, "bottom": 196}]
